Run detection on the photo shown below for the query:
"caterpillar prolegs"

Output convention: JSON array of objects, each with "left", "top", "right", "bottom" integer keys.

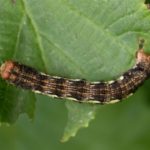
[{"left": 0, "top": 45, "right": 150, "bottom": 104}]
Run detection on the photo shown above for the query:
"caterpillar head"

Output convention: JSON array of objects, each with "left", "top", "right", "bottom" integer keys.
[{"left": 136, "top": 49, "right": 150, "bottom": 74}]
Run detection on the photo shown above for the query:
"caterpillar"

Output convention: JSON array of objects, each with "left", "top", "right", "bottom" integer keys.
[{"left": 0, "top": 43, "right": 150, "bottom": 104}]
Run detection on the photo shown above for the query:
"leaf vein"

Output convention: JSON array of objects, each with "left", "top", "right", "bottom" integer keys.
[
  {"left": 21, "top": 0, "right": 47, "bottom": 71},
  {"left": 61, "top": 0, "right": 134, "bottom": 56},
  {"left": 40, "top": 32, "right": 87, "bottom": 76}
]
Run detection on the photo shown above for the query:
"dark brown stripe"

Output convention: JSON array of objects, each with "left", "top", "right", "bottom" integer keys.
[
  {"left": 110, "top": 81, "right": 123, "bottom": 99},
  {"left": 68, "top": 80, "right": 87, "bottom": 100},
  {"left": 52, "top": 78, "right": 67, "bottom": 97}
]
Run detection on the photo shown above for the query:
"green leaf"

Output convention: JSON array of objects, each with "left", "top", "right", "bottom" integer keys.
[
  {"left": 61, "top": 101, "right": 97, "bottom": 142},
  {"left": 0, "top": 0, "right": 150, "bottom": 141},
  {"left": 0, "top": 79, "right": 35, "bottom": 123}
]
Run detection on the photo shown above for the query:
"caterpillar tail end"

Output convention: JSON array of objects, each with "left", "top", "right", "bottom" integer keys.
[{"left": 0, "top": 60, "right": 15, "bottom": 80}]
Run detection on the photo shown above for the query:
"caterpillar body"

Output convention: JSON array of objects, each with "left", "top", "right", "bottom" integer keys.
[{"left": 0, "top": 48, "right": 150, "bottom": 104}]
